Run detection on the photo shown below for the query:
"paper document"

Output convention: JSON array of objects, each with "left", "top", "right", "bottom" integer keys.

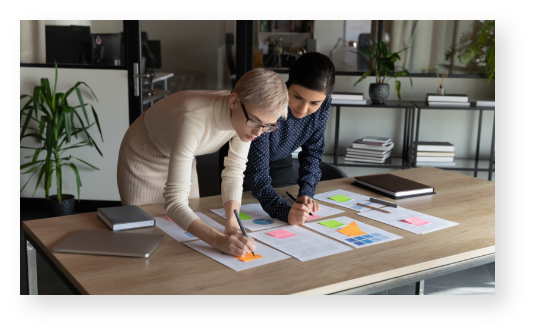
[
  {"left": 184, "top": 240, "right": 290, "bottom": 272},
  {"left": 210, "top": 203, "right": 288, "bottom": 231},
  {"left": 304, "top": 216, "right": 402, "bottom": 248},
  {"left": 282, "top": 197, "right": 345, "bottom": 220},
  {"left": 250, "top": 225, "right": 351, "bottom": 262},
  {"left": 314, "top": 189, "right": 385, "bottom": 212},
  {"left": 155, "top": 212, "right": 224, "bottom": 243},
  {"left": 356, "top": 207, "right": 458, "bottom": 234}
]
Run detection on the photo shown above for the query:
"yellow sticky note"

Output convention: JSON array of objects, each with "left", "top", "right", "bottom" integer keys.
[
  {"left": 233, "top": 252, "right": 264, "bottom": 262},
  {"left": 337, "top": 222, "right": 367, "bottom": 237}
]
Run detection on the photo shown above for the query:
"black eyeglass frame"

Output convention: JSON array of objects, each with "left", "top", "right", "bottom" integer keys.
[{"left": 240, "top": 101, "right": 279, "bottom": 133}]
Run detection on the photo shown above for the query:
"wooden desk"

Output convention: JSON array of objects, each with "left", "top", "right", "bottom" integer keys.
[{"left": 23, "top": 167, "right": 495, "bottom": 295}]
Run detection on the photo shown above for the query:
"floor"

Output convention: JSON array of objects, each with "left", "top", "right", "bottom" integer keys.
[{"left": 20, "top": 166, "right": 495, "bottom": 295}]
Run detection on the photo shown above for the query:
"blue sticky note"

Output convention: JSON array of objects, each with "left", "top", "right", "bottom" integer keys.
[
  {"left": 355, "top": 241, "right": 365, "bottom": 246},
  {"left": 371, "top": 238, "right": 381, "bottom": 242},
  {"left": 363, "top": 235, "right": 373, "bottom": 239},
  {"left": 346, "top": 238, "right": 356, "bottom": 242},
  {"left": 363, "top": 239, "right": 374, "bottom": 244},
  {"left": 356, "top": 236, "right": 365, "bottom": 240}
]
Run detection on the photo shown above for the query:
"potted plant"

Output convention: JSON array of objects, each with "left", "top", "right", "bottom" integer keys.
[
  {"left": 352, "top": 40, "right": 413, "bottom": 104},
  {"left": 20, "top": 63, "right": 104, "bottom": 217},
  {"left": 446, "top": 20, "right": 495, "bottom": 84}
]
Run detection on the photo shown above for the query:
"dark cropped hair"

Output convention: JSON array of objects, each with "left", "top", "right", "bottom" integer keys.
[{"left": 286, "top": 52, "right": 336, "bottom": 95}]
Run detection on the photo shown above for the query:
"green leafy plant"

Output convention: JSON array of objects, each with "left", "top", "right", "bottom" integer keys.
[
  {"left": 20, "top": 63, "right": 104, "bottom": 203},
  {"left": 447, "top": 20, "right": 495, "bottom": 84},
  {"left": 352, "top": 40, "right": 413, "bottom": 100}
]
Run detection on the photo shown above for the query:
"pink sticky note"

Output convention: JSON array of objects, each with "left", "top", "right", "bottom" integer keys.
[
  {"left": 165, "top": 216, "right": 173, "bottom": 222},
  {"left": 305, "top": 213, "right": 321, "bottom": 220},
  {"left": 403, "top": 217, "right": 429, "bottom": 226},
  {"left": 267, "top": 229, "right": 296, "bottom": 239}
]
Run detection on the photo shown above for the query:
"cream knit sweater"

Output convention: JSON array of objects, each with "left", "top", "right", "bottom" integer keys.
[{"left": 143, "top": 90, "right": 250, "bottom": 231}]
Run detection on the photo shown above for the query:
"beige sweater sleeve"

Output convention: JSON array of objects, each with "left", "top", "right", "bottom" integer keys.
[
  {"left": 221, "top": 133, "right": 251, "bottom": 205},
  {"left": 163, "top": 116, "right": 203, "bottom": 231}
]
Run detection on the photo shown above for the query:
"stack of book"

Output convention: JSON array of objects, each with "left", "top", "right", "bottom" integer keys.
[
  {"left": 413, "top": 142, "right": 456, "bottom": 167},
  {"left": 426, "top": 94, "right": 470, "bottom": 107},
  {"left": 345, "top": 137, "right": 394, "bottom": 163},
  {"left": 291, "top": 147, "right": 302, "bottom": 159},
  {"left": 331, "top": 92, "right": 367, "bottom": 105}
]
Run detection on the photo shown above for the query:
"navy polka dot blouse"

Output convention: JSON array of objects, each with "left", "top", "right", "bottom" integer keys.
[{"left": 244, "top": 95, "right": 332, "bottom": 222}]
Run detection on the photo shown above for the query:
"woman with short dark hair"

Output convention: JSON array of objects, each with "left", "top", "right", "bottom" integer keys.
[{"left": 244, "top": 52, "right": 336, "bottom": 225}]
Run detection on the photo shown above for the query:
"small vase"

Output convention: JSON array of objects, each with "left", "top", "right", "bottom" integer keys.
[
  {"left": 46, "top": 194, "right": 75, "bottom": 217},
  {"left": 369, "top": 83, "right": 390, "bottom": 104}
]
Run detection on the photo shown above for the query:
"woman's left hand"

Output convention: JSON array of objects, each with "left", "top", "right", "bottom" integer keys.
[{"left": 296, "top": 195, "right": 320, "bottom": 213}]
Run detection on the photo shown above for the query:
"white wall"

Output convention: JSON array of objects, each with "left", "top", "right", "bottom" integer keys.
[
  {"left": 278, "top": 73, "right": 495, "bottom": 159},
  {"left": 20, "top": 67, "right": 129, "bottom": 201}
]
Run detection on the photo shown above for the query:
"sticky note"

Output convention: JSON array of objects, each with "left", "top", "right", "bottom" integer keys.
[
  {"left": 165, "top": 216, "right": 173, "bottom": 222},
  {"left": 403, "top": 217, "right": 429, "bottom": 226},
  {"left": 337, "top": 222, "right": 367, "bottom": 237},
  {"left": 329, "top": 195, "right": 352, "bottom": 202},
  {"left": 233, "top": 252, "right": 264, "bottom": 262},
  {"left": 305, "top": 213, "right": 321, "bottom": 220},
  {"left": 267, "top": 229, "right": 296, "bottom": 239},
  {"left": 239, "top": 212, "right": 252, "bottom": 220},
  {"left": 319, "top": 220, "right": 345, "bottom": 228}
]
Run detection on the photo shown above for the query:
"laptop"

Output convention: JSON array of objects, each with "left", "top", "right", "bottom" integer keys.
[{"left": 52, "top": 229, "right": 165, "bottom": 258}]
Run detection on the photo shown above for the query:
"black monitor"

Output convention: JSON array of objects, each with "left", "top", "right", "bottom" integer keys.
[
  {"left": 45, "top": 25, "right": 92, "bottom": 65},
  {"left": 91, "top": 33, "right": 124, "bottom": 66}
]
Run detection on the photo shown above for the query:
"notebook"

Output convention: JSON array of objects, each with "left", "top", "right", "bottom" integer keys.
[
  {"left": 353, "top": 174, "right": 435, "bottom": 199},
  {"left": 97, "top": 205, "right": 155, "bottom": 231}
]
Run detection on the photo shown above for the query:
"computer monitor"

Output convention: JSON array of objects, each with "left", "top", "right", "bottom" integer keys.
[
  {"left": 91, "top": 33, "right": 124, "bottom": 66},
  {"left": 45, "top": 25, "right": 92, "bottom": 65}
]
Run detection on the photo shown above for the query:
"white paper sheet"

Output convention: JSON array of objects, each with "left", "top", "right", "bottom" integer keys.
[
  {"left": 184, "top": 240, "right": 291, "bottom": 272},
  {"left": 281, "top": 197, "right": 345, "bottom": 221},
  {"left": 314, "top": 189, "right": 386, "bottom": 212},
  {"left": 356, "top": 206, "right": 459, "bottom": 234},
  {"left": 250, "top": 225, "right": 352, "bottom": 262},
  {"left": 154, "top": 212, "right": 225, "bottom": 243},
  {"left": 210, "top": 203, "right": 289, "bottom": 231},
  {"left": 304, "top": 216, "right": 402, "bottom": 248}
]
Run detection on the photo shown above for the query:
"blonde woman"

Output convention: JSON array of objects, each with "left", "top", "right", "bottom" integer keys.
[{"left": 117, "top": 69, "right": 288, "bottom": 256}]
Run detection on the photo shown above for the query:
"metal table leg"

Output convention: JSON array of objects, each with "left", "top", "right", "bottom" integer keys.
[
  {"left": 474, "top": 110, "right": 483, "bottom": 178},
  {"left": 402, "top": 108, "right": 409, "bottom": 168},
  {"left": 333, "top": 106, "right": 340, "bottom": 166},
  {"left": 26, "top": 240, "right": 38, "bottom": 295},
  {"left": 415, "top": 280, "right": 425, "bottom": 295},
  {"left": 488, "top": 112, "right": 495, "bottom": 181},
  {"left": 412, "top": 108, "right": 420, "bottom": 168}
]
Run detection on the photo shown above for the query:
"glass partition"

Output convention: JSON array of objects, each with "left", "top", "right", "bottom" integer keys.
[{"left": 20, "top": 20, "right": 124, "bottom": 66}]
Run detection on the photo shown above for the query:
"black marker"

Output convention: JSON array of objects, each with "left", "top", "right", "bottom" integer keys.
[
  {"left": 286, "top": 191, "right": 313, "bottom": 217},
  {"left": 369, "top": 197, "right": 398, "bottom": 208},
  {"left": 233, "top": 209, "right": 255, "bottom": 256}
]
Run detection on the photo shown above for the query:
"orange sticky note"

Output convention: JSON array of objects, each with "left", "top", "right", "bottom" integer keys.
[
  {"left": 233, "top": 252, "right": 264, "bottom": 262},
  {"left": 337, "top": 222, "right": 367, "bottom": 237}
]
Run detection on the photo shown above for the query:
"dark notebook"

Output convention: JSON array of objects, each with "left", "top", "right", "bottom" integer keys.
[
  {"left": 353, "top": 174, "right": 435, "bottom": 199},
  {"left": 97, "top": 205, "right": 155, "bottom": 231}
]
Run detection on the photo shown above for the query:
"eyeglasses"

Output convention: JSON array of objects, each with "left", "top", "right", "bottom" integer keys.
[{"left": 240, "top": 101, "right": 278, "bottom": 133}]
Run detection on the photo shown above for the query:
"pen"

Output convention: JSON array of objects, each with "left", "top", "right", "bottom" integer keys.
[
  {"left": 233, "top": 209, "right": 255, "bottom": 256},
  {"left": 285, "top": 191, "right": 313, "bottom": 217},
  {"left": 369, "top": 197, "right": 398, "bottom": 208}
]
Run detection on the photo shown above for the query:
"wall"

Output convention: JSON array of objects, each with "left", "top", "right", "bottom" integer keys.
[{"left": 20, "top": 67, "right": 129, "bottom": 201}]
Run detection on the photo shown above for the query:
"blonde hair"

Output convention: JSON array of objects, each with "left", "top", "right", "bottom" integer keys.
[{"left": 233, "top": 68, "right": 288, "bottom": 120}]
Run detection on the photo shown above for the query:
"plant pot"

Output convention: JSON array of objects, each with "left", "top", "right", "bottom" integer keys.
[
  {"left": 369, "top": 83, "right": 390, "bottom": 104},
  {"left": 46, "top": 194, "right": 75, "bottom": 217}
]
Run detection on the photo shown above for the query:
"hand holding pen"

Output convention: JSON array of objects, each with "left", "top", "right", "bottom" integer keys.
[{"left": 286, "top": 192, "right": 319, "bottom": 225}]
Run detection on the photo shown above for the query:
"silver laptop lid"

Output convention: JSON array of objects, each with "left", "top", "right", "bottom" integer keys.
[{"left": 52, "top": 229, "right": 165, "bottom": 258}]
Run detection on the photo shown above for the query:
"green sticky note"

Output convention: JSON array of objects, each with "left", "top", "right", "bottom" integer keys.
[
  {"left": 329, "top": 194, "right": 352, "bottom": 202},
  {"left": 319, "top": 220, "right": 345, "bottom": 228},
  {"left": 239, "top": 212, "right": 252, "bottom": 220}
]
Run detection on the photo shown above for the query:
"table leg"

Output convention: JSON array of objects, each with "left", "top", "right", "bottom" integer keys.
[
  {"left": 26, "top": 240, "right": 38, "bottom": 295},
  {"left": 488, "top": 112, "right": 495, "bottom": 181},
  {"left": 333, "top": 106, "right": 340, "bottom": 166},
  {"left": 412, "top": 108, "right": 420, "bottom": 168},
  {"left": 474, "top": 110, "right": 483, "bottom": 178},
  {"left": 415, "top": 280, "right": 425, "bottom": 295}
]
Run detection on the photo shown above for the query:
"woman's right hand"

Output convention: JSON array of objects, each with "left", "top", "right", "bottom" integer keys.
[{"left": 215, "top": 231, "right": 256, "bottom": 257}]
